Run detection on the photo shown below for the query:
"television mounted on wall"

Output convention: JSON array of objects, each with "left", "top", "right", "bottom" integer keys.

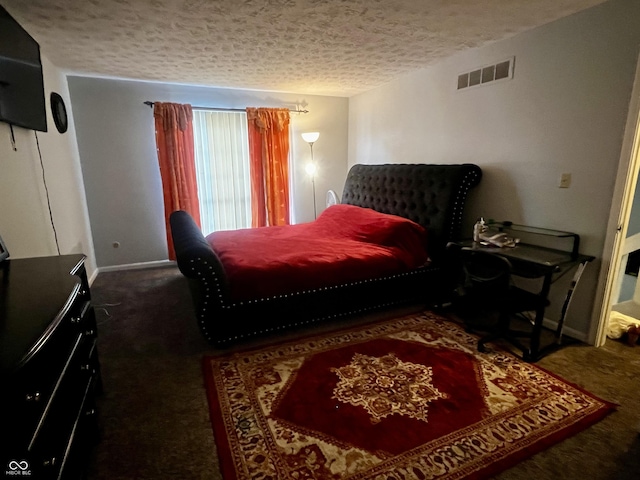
[{"left": 0, "top": 6, "right": 47, "bottom": 132}]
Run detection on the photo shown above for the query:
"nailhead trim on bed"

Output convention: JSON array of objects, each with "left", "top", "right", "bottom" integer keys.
[{"left": 189, "top": 258, "right": 438, "bottom": 344}]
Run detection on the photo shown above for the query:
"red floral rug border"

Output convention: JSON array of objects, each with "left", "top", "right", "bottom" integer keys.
[{"left": 202, "top": 312, "right": 616, "bottom": 480}]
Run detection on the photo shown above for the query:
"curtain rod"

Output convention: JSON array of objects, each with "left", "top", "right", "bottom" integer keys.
[{"left": 143, "top": 101, "right": 308, "bottom": 114}]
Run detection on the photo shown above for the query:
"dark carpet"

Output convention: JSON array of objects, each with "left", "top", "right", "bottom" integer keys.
[{"left": 87, "top": 265, "right": 640, "bottom": 479}]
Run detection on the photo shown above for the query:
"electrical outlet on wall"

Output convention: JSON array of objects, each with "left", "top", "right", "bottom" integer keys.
[{"left": 559, "top": 173, "right": 571, "bottom": 188}]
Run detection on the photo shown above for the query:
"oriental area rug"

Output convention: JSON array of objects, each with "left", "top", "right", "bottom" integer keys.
[{"left": 202, "top": 312, "right": 615, "bottom": 480}]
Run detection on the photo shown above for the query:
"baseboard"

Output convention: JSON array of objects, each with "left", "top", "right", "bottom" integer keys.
[
  {"left": 88, "top": 268, "right": 99, "bottom": 286},
  {"left": 97, "top": 259, "right": 176, "bottom": 274},
  {"left": 543, "top": 317, "right": 588, "bottom": 343}
]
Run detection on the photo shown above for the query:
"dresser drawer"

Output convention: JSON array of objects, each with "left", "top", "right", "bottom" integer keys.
[
  {"left": 6, "top": 287, "right": 96, "bottom": 444},
  {"left": 28, "top": 345, "right": 100, "bottom": 479}
]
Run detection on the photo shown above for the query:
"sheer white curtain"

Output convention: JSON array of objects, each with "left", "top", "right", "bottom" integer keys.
[{"left": 192, "top": 110, "right": 252, "bottom": 234}]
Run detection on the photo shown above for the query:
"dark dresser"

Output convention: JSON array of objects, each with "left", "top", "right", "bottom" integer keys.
[{"left": 1, "top": 254, "right": 101, "bottom": 479}]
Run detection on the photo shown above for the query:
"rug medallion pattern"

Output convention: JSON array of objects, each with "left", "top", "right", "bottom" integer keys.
[
  {"left": 332, "top": 352, "right": 447, "bottom": 424},
  {"left": 203, "top": 312, "right": 615, "bottom": 480}
]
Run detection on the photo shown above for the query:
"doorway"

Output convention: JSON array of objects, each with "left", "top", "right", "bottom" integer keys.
[
  {"left": 607, "top": 189, "right": 640, "bottom": 341},
  {"left": 595, "top": 54, "right": 640, "bottom": 346}
]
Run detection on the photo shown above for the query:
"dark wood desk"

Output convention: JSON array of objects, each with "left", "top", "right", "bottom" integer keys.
[{"left": 457, "top": 237, "right": 594, "bottom": 361}]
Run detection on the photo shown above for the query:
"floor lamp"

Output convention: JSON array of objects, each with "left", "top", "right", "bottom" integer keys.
[{"left": 302, "top": 132, "right": 320, "bottom": 219}]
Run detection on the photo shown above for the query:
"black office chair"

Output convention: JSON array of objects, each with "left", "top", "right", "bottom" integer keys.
[{"left": 449, "top": 245, "right": 547, "bottom": 358}]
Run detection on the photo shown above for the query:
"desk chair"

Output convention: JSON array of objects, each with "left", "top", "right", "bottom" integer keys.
[{"left": 450, "top": 246, "right": 547, "bottom": 359}]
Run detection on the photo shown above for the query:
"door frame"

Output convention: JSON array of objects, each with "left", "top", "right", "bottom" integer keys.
[{"left": 593, "top": 54, "right": 640, "bottom": 346}]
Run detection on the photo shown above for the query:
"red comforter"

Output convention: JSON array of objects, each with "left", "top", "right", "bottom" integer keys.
[{"left": 206, "top": 204, "right": 429, "bottom": 301}]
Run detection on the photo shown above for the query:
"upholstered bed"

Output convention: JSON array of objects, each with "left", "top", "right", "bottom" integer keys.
[{"left": 171, "top": 163, "right": 482, "bottom": 346}]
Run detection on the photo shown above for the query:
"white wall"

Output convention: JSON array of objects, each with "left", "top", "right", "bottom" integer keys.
[
  {"left": 0, "top": 55, "right": 96, "bottom": 277},
  {"left": 348, "top": 0, "right": 640, "bottom": 339},
  {"left": 67, "top": 77, "right": 348, "bottom": 268},
  {"left": 626, "top": 178, "right": 640, "bottom": 237}
]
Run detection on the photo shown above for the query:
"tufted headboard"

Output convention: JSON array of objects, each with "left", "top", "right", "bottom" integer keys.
[{"left": 341, "top": 163, "right": 482, "bottom": 260}]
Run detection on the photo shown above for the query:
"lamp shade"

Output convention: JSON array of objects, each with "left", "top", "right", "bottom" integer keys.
[{"left": 301, "top": 132, "right": 320, "bottom": 143}]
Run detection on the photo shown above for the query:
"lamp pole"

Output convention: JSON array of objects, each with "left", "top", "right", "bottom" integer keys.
[
  {"left": 310, "top": 142, "right": 317, "bottom": 219},
  {"left": 302, "top": 132, "right": 320, "bottom": 220}
]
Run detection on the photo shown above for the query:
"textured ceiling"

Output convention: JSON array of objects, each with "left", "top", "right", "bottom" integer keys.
[{"left": 1, "top": 0, "right": 606, "bottom": 97}]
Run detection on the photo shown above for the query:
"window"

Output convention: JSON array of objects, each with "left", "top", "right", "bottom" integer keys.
[{"left": 192, "top": 110, "right": 252, "bottom": 234}]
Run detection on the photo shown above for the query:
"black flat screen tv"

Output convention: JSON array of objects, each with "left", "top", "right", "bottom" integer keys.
[{"left": 0, "top": 6, "right": 47, "bottom": 132}]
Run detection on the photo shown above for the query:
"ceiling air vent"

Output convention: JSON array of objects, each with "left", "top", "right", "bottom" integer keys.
[{"left": 457, "top": 57, "right": 514, "bottom": 91}]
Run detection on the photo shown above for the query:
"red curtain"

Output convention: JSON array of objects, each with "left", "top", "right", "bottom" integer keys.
[
  {"left": 153, "top": 102, "right": 201, "bottom": 260},
  {"left": 246, "top": 108, "right": 291, "bottom": 227}
]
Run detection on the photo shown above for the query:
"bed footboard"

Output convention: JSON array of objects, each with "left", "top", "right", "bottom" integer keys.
[{"left": 170, "top": 210, "right": 230, "bottom": 342}]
